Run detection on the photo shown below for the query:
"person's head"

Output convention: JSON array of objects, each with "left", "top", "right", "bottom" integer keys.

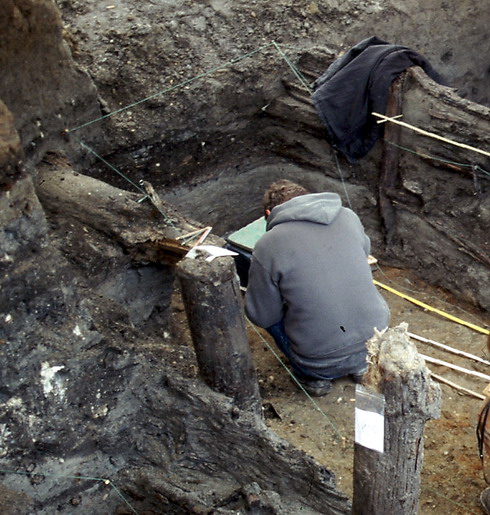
[{"left": 262, "top": 179, "right": 310, "bottom": 217}]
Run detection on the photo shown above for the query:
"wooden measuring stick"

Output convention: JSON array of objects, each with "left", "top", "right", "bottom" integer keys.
[
  {"left": 372, "top": 112, "right": 490, "bottom": 158},
  {"left": 429, "top": 371, "right": 485, "bottom": 400},
  {"left": 420, "top": 353, "right": 490, "bottom": 382},
  {"left": 409, "top": 332, "right": 490, "bottom": 366}
]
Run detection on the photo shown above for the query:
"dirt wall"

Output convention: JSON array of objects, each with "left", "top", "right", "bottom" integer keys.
[{"left": 0, "top": 0, "right": 102, "bottom": 167}]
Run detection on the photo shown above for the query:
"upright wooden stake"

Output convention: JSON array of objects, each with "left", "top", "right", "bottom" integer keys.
[
  {"left": 176, "top": 254, "right": 262, "bottom": 417},
  {"left": 379, "top": 75, "right": 404, "bottom": 244},
  {"left": 352, "top": 324, "right": 441, "bottom": 514}
]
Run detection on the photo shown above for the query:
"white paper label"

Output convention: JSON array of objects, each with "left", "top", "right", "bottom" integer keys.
[{"left": 355, "top": 407, "right": 384, "bottom": 453}]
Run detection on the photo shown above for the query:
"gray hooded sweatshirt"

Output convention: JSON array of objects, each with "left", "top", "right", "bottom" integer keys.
[{"left": 245, "top": 192, "right": 390, "bottom": 377}]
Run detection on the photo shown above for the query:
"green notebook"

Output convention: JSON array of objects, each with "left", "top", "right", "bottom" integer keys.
[{"left": 226, "top": 217, "right": 267, "bottom": 252}]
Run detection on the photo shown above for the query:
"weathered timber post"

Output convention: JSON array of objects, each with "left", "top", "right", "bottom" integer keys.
[
  {"left": 176, "top": 254, "right": 262, "bottom": 417},
  {"left": 352, "top": 323, "right": 441, "bottom": 514},
  {"left": 379, "top": 74, "right": 404, "bottom": 245}
]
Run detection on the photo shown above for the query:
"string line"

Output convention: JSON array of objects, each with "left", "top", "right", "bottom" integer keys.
[
  {"left": 247, "top": 321, "right": 345, "bottom": 442},
  {"left": 78, "top": 140, "right": 147, "bottom": 195},
  {"left": 384, "top": 139, "right": 490, "bottom": 178},
  {"left": 68, "top": 43, "right": 276, "bottom": 133}
]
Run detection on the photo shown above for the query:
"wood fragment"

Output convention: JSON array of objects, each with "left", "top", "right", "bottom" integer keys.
[
  {"left": 176, "top": 255, "right": 263, "bottom": 416},
  {"left": 378, "top": 75, "right": 403, "bottom": 245},
  {"left": 379, "top": 76, "right": 404, "bottom": 244},
  {"left": 141, "top": 180, "right": 175, "bottom": 224}
]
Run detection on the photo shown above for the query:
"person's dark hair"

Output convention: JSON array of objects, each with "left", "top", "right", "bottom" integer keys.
[{"left": 262, "top": 179, "right": 310, "bottom": 214}]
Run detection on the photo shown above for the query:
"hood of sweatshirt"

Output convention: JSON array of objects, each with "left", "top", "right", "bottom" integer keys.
[{"left": 266, "top": 192, "right": 342, "bottom": 230}]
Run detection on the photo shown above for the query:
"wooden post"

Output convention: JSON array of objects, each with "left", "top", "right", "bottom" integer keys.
[
  {"left": 352, "top": 323, "right": 441, "bottom": 514},
  {"left": 176, "top": 254, "right": 262, "bottom": 417},
  {"left": 379, "top": 75, "right": 404, "bottom": 245}
]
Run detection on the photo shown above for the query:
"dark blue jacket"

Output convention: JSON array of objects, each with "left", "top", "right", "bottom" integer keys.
[{"left": 313, "top": 36, "right": 445, "bottom": 161}]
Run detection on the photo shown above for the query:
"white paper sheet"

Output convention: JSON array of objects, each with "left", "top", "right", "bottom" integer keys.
[
  {"left": 355, "top": 407, "right": 384, "bottom": 453},
  {"left": 185, "top": 245, "right": 238, "bottom": 262}
]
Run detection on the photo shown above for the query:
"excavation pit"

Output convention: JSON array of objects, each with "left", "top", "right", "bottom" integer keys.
[{"left": 1, "top": 0, "right": 490, "bottom": 513}]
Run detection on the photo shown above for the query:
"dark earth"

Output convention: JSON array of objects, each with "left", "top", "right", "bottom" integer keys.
[{"left": 0, "top": 0, "right": 489, "bottom": 513}]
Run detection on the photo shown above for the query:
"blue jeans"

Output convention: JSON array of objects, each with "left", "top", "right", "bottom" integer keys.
[
  {"left": 266, "top": 320, "right": 333, "bottom": 380},
  {"left": 266, "top": 320, "right": 368, "bottom": 381}
]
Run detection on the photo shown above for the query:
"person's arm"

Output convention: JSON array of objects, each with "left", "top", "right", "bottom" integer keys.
[
  {"left": 345, "top": 208, "right": 371, "bottom": 257},
  {"left": 360, "top": 223, "right": 371, "bottom": 257},
  {"left": 244, "top": 257, "right": 284, "bottom": 329}
]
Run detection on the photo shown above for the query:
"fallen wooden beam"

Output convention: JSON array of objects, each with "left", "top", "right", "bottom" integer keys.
[{"left": 35, "top": 162, "right": 221, "bottom": 265}]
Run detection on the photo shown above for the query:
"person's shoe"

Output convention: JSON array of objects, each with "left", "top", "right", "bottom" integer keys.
[
  {"left": 351, "top": 367, "right": 367, "bottom": 384},
  {"left": 481, "top": 487, "right": 490, "bottom": 515},
  {"left": 295, "top": 377, "right": 332, "bottom": 397}
]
